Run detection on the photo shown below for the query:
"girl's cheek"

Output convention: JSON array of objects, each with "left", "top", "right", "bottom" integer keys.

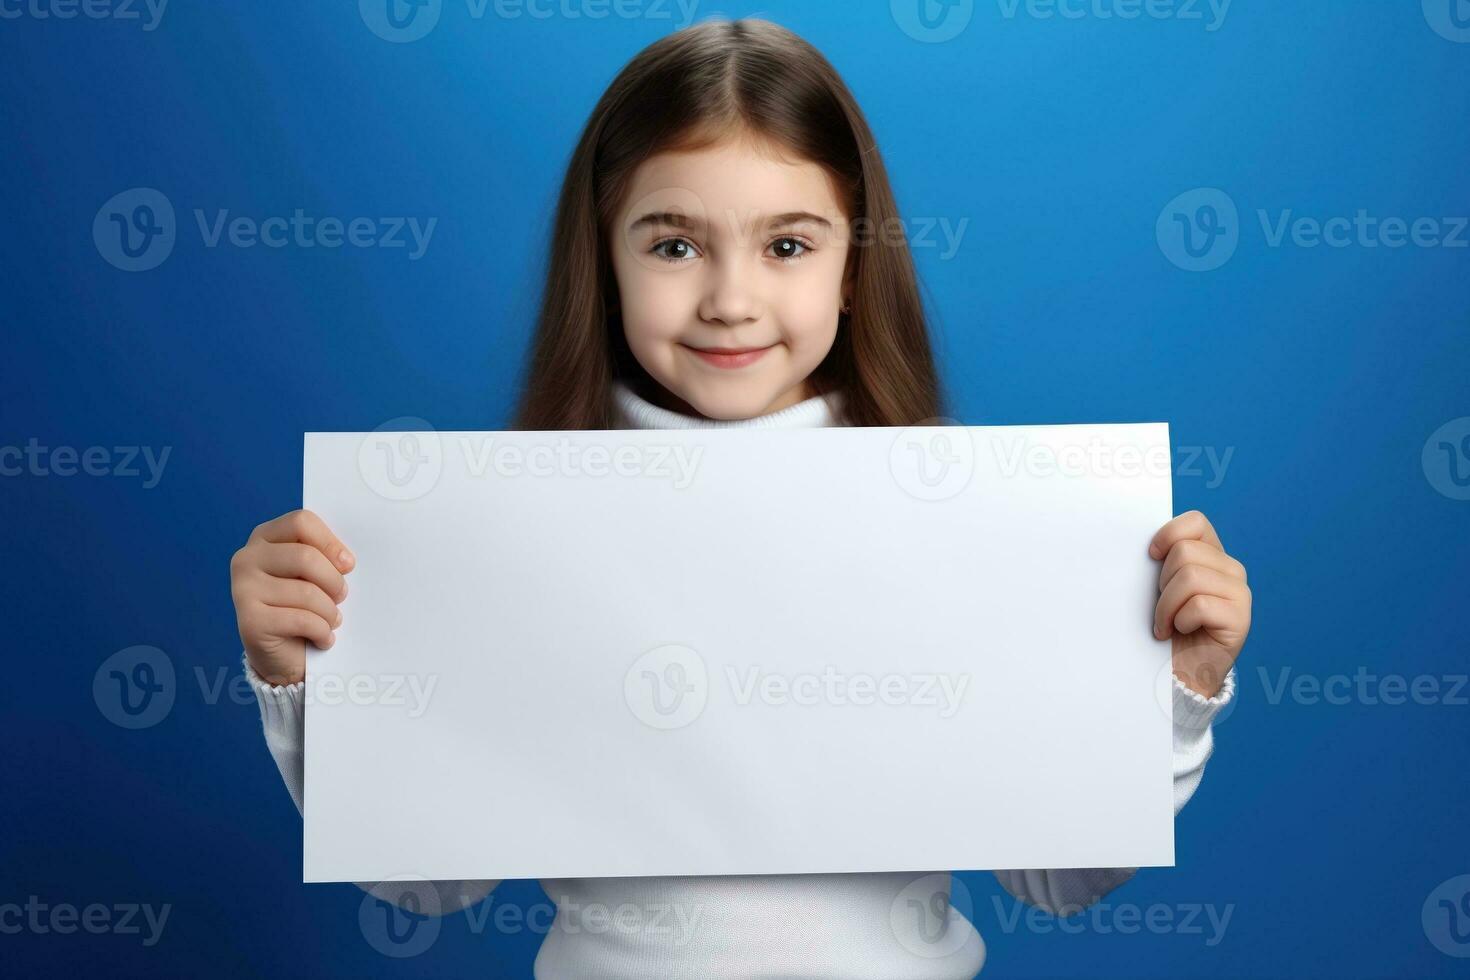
[
  {"left": 620, "top": 271, "right": 693, "bottom": 341},
  {"left": 772, "top": 282, "right": 842, "bottom": 349}
]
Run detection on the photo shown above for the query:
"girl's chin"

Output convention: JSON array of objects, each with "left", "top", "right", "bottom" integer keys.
[{"left": 677, "top": 381, "right": 796, "bottom": 422}]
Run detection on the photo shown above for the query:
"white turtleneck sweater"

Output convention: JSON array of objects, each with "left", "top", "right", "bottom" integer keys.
[{"left": 246, "top": 379, "right": 1236, "bottom": 979}]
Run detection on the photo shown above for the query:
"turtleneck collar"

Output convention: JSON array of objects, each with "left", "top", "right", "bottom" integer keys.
[{"left": 611, "top": 379, "right": 846, "bottom": 430}]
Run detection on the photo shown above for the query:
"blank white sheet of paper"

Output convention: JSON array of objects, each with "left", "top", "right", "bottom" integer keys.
[{"left": 302, "top": 422, "right": 1175, "bottom": 883}]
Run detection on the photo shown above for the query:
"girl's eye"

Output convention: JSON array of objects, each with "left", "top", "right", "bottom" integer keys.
[
  {"left": 769, "top": 236, "right": 813, "bottom": 262},
  {"left": 649, "top": 236, "right": 813, "bottom": 263},
  {"left": 650, "top": 238, "right": 698, "bottom": 263}
]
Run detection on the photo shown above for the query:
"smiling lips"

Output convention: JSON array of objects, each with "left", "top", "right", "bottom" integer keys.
[{"left": 683, "top": 343, "right": 776, "bottom": 369}]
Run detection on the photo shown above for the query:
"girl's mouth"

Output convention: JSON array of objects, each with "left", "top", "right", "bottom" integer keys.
[{"left": 683, "top": 343, "right": 776, "bottom": 369}]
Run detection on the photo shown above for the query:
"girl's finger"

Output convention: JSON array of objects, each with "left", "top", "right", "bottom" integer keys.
[
  {"left": 261, "top": 576, "right": 343, "bottom": 628},
  {"left": 1155, "top": 565, "right": 1247, "bottom": 639},
  {"left": 269, "top": 605, "right": 337, "bottom": 650},
  {"left": 1149, "top": 510, "right": 1223, "bottom": 560},
  {"left": 258, "top": 542, "right": 348, "bottom": 601},
  {"left": 1173, "top": 593, "right": 1244, "bottom": 639},
  {"left": 251, "top": 509, "right": 355, "bottom": 573},
  {"left": 1159, "top": 538, "right": 1247, "bottom": 593}
]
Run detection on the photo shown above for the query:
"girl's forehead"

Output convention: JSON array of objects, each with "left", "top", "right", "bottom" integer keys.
[{"left": 619, "top": 142, "right": 847, "bottom": 225}]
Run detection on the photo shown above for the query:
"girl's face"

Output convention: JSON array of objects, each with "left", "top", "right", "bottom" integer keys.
[{"left": 609, "top": 135, "right": 853, "bottom": 420}]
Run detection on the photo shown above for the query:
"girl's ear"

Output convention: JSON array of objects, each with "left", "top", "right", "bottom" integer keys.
[
  {"left": 604, "top": 265, "right": 621, "bottom": 315},
  {"left": 841, "top": 245, "right": 858, "bottom": 304}
]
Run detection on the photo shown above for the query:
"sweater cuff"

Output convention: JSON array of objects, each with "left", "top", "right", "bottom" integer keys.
[
  {"left": 243, "top": 653, "right": 305, "bottom": 741},
  {"left": 1172, "top": 665, "right": 1236, "bottom": 730}
]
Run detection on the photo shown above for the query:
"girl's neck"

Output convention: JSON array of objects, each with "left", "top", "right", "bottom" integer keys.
[{"left": 612, "top": 377, "right": 846, "bottom": 430}]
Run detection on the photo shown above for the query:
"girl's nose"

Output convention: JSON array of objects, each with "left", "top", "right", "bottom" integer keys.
[{"left": 698, "top": 258, "right": 762, "bottom": 326}]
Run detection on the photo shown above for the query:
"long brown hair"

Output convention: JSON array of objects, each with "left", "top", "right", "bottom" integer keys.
[{"left": 513, "top": 17, "right": 943, "bottom": 429}]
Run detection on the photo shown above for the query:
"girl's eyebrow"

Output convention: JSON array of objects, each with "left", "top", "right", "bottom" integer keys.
[
  {"left": 629, "top": 211, "right": 702, "bottom": 232},
  {"left": 628, "top": 210, "right": 834, "bottom": 232},
  {"left": 763, "top": 211, "right": 833, "bottom": 230}
]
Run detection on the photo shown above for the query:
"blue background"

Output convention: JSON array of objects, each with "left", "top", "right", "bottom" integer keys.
[{"left": 3, "top": 0, "right": 1468, "bottom": 976}]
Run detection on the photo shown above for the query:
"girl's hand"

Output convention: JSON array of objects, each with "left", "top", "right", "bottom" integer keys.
[
  {"left": 1149, "top": 510, "right": 1251, "bottom": 698},
  {"left": 230, "top": 509, "right": 355, "bottom": 686}
]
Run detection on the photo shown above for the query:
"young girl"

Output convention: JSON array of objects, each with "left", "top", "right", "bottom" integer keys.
[{"left": 229, "top": 18, "right": 1250, "bottom": 977}]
